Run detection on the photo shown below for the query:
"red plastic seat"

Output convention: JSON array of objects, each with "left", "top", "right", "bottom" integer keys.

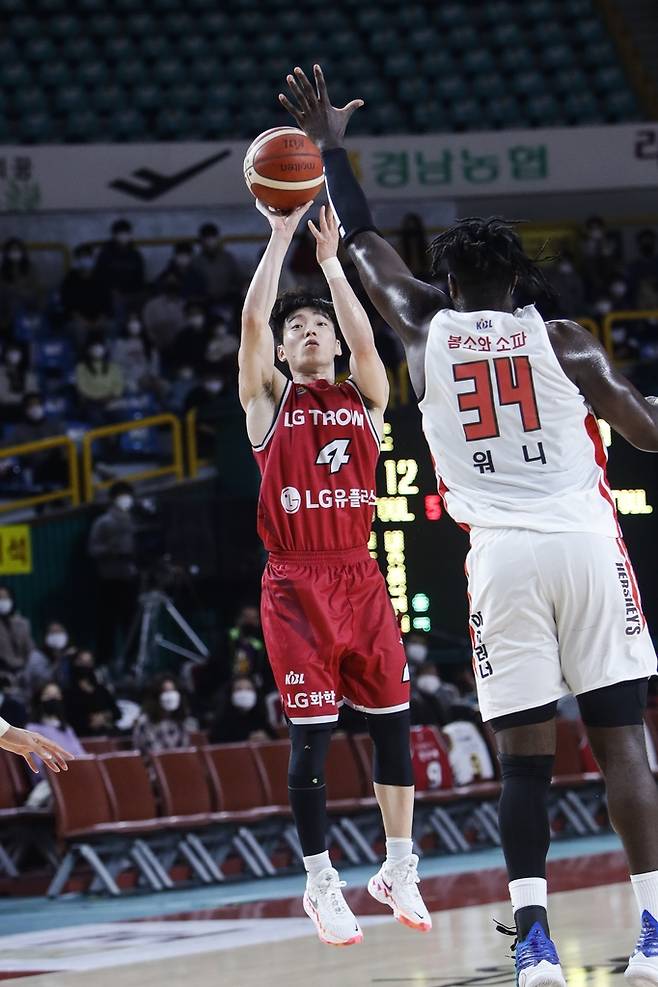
[
  {"left": 80, "top": 737, "right": 121, "bottom": 755},
  {"left": 553, "top": 718, "right": 601, "bottom": 786},
  {"left": 201, "top": 743, "right": 280, "bottom": 822}
]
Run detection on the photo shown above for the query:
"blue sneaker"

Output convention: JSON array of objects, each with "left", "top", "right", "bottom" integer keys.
[
  {"left": 626, "top": 910, "right": 658, "bottom": 986},
  {"left": 515, "top": 921, "right": 567, "bottom": 987}
]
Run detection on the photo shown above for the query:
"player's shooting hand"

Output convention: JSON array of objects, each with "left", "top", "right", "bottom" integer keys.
[
  {"left": 308, "top": 205, "right": 340, "bottom": 263},
  {"left": 0, "top": 726, "right": 73, "bottom": 774},
  {"left": 255, "top": 198, "right": 313, "bottom": 238},
  {"left": 279, "top": 64, "right": 363, "bottom": 152}
]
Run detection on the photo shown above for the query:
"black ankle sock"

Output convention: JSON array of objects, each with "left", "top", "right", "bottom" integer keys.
[{"left": 515, "top": 905, "right": 550, "bottom": 940}]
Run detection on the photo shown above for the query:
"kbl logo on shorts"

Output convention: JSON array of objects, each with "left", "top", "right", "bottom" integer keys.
[{"left": 280, "top": 486, "right": 301, "bottom": 514}]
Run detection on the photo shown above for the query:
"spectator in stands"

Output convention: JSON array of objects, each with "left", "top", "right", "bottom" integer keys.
[
  {"left": 0, "top": 342, "right": 39, "bottom": 422},
  {"left": 142, "top": 272, "right": 187, "bottom": 352},
  {"left": 87, "top": 481, "right": 139, "bottom": 668},
  {"left": 580, "top": 216, "right": 621, "bottom": 301},
  {"left": 209, "top": 675, "right": 274, "bottom": 743},
  {"left": 404, "top": 630, "right": 429, "bottom": 668},
  {"left": 629, "top": 229, "right": 658, "bottom": 307},
  {"left": 288, "top": 227, "right": 324, "bottom": 293},
  {"left": 132, "top": 674, "right": 197, "bottom": 755},
  {"left": 167, "top": 363, "right": 199, "bottom": 414},
  {"left": 398, "top": 213, "right": 430, "bottom": 280},
  {"left": 183, "top": 365, "right": 232, "bottom": 458},
  {"left": 0, "top": 586, "right": 35, "bottom": 686},
  {"left": 26, "top": 681, "right": 84, "bottom": 780},
  {"left": 111, "top": 312, "right": 162, "bottom": 398},
  {"left": 156, "top": 243, "right": 205, "bottom": 300},
  {"left": 409, "top": 661, "right": 472, "bottom": 729},
  {"left": 9, "top": 393, "right": 68, "bottom": 489},
  {"left": 0, "top": 238, "right": 43, "bottom": 328},
  {"left": 75, "top": 334, "right": 123, "bottom": 423},
  {"left": 226, "top": 604, "right": 272, "bottom": 691},
  {"left": 544, "top": 253, "right": 586, "bottom": 319},
  {"left": 203, "top": 316, "right": 239, "bottom": 370},
  {"left": 64, "top": 648, "right": 120, "bottom": 737},
  {"left": 59, "top": 245, "right": 112, "bottom": 343},
  {"left": 0, "top": 673, "right": 27, "bottom": 729},
  {"left": 94, "top": 219, "right": 145, "bottom": 313},
  {"left": 162, "top": 300, "right": 210, "bottom": 374},
  {"left": 22, "top": 621, "right": 75, "bottom": 696},
  {"left": 192, "top": 222, "right": 243, "bottom": 311}
]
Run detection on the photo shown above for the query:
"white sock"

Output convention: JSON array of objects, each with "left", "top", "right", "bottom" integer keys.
[
  {"left": 385, "top": 837, "right": 413, "bottom": 865},
  {"left": 631, "top": 871, "right": 658, "bottom": 918},
  {"left": 304, "top": 850, "right": 331, "bottom": 881},
  {"left": 509, "top": 877, "right": 548, "bottom": 914}
]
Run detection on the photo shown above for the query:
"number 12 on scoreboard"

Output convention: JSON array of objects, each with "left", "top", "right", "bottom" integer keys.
[{"left": 453, "top": 355, "right": 541, "bottom": 442}]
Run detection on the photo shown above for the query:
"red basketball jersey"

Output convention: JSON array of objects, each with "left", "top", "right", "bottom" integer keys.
[{"left": 253, "top": 377, "right": 380, "bottom": 552}]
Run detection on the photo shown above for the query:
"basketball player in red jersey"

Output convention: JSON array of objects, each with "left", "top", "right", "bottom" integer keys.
[
  {"left": 239, "top": 199, "right": 431, "bottom": 945},
  {"left": 281, "top": 66, "right": 658, "bottom": 986}
]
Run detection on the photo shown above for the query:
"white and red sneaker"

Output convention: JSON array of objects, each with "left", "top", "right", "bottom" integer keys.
[
  {"left": 368, "top": 853, "right": 432, "bottom": 932},
  {"left": 303, "top": 867, "right": 363, "bottom": 946}
]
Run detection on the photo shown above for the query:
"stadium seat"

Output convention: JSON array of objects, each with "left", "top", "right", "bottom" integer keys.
[
  {"left": 0, "top": 749, "right": 54, "bottom": 877},
  {"left": 87, "top": 14, "right": 120, "bottom": 38},
  {"left": 607, "top": 89, "right": 638, "bottom": 120},
  {"left": 109, "top": 108, "right": 147, "bottom": 140},
  {"left": 54, "top": 85, "right": 86, "bottom": 114},
  {"left": 133, "top": 83, "right": 162, "bottom": 112},
  {"left": 24, "top": 37, "right": 58, "bottom": 63},
  {"left": 141, "top": 36, "right": 171, "bottom": 61},
  {"left": 65, "top": 37, "right": 97, "bottom": 63},
  {"left": 77, "top": 60, "right": 109, "bottom": 86},
  {"left": 80, "top": 737, "right": 121, "bottom": 755},
  {"left": 115, "top": 59, "right": 147, "bottom": 87},
  {"left": 564, "top": 90, "right": 603, "bottom": 124},
  {"left": 483, "top": 94, "right": 524, "bottom": 128},
  {"left": 19, "top": 112, "right": 55, "bottom": 143},
  {"left": 89, "top": 84, "right": 125, "bottom": 112},
  {"left": 542, "top": 44, "right": 574, "bottom": 70},
  {"left": 526, "top": 92, "right": 564, "bottom": 125},
  {"left": 462, "top": 49, "right": 495, "bottom": 75},
  {"left": 12, "top": 87, "right": 46, "bottom": 115},
  {"left": 472, "top": 73, "right": 507, "bottom": 100}
]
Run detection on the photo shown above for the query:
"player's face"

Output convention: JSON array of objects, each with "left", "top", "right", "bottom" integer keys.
[{"left": 278, "top": 307, "right": 341, "bottom": 375}]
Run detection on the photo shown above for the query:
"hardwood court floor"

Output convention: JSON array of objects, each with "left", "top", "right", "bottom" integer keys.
[{"left": 0, "top": 881, "right": 640, "bottom": 987}]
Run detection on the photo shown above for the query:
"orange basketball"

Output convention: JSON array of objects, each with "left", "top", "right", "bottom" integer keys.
[{"left": 243, "top": 126, "right": 324, "bottom": 212}]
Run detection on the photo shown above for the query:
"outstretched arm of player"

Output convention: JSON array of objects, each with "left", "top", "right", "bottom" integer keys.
[
  {"left": 548, "top": 319, "right": 658, "bottom": 452},
  {"left": 239, "top": 200, "right": 312, "bottom": 412},
  {"left": 308, "top": 205, "right": 389, "bottom": 411},
  {"left": 279, "top": 65, "right": 448, "bottom": 351},
  {"left": 0, "top": 718, "right": 72, "bottom": 773}
]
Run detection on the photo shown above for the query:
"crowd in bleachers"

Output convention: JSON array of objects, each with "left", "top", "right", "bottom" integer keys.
[{"left": 1, "top": 213, "right": 657, "bottom": 462}]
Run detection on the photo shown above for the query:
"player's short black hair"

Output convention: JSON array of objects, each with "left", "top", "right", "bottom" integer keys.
[
  {"left": 428, "top": 216, "right": 554, "bottom": 299},
  {"left": 270, "top": 290, "right": 338, "bottom": 344}
]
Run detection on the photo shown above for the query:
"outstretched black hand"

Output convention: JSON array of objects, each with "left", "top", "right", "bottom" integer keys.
[{"left": 279, "top": 64, "right": 363, "bottom": 152}]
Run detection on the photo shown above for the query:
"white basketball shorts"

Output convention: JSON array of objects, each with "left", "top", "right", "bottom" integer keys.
[{"left": 465, "top": 528, "right": 657, "bottom": 722}]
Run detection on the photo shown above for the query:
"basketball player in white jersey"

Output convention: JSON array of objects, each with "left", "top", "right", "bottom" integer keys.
[{"left": 281, "top": 65, "right": 658, "bottom": 987}]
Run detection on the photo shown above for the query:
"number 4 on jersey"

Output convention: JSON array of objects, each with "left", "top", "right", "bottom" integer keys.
[
  {"left": 316, "top": 438, "right": 351, "bottom": 474},
  {"left": 453, "top": 355, "right": 541, "bottom": 442}
]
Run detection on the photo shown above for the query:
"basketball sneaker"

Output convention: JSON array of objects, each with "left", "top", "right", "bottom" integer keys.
[
  {"left": 514, "top": 921, "right": 566, "bottom": 987},
  {"left": 367, "top": 853, "right": 432, "bottom": 932},
  {"left": 625, "top": 910, "right": 658, "bottom": 986},
  {"left": 303, "top": 867, "right": 363, "bottom": 946}
]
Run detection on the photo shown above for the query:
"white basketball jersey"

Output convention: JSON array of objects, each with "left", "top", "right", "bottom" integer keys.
[{"left": 418, "top": 304, "right": 619, "bottom": 536}]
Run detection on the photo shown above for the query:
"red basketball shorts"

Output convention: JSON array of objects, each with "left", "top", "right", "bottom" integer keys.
[{"left": 261, "top": 546, "right": 410, "bottom": 725}]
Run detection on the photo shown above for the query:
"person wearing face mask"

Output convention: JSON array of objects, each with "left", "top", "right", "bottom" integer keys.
[
  {"left": 0, "top": 237, "right": 43, "bottom": 325},
  {"left": 209, "top": 675, "right": 275, "bottom": 743},
  {"left": 410, "top": 661, "right": 463, "bottom": 730},
  {"left": 26, "top": 682, "right": 84, "bottom": 780},
  {"left": 191, "top": 221, "right": 243, "bottom": 311},
  {"left": 0, "top": 343, "right": 39, "bottom": 421},
  {"left": 0, "top": 586, "right": 36, "bottom": 687},
  {"left": 184, "top": 365, "right": 234, "bottom": 458},
  {"left": 59, "top": 245, "right": 112, "bottom": 337},
  {"left": 142, "top": 273, "right": 187, "bottom": 352},
  {"left": 75, "top": 334, "right": 123, "bottom": 422},
  {"left": 167, "top": 363, "right": 199, "bottom": 414},
  {"left": 64, "top": 650, "right": 120, "bottom": 737},
  {"left": 162, "top": 301, "right": 210, "bottom": 374},
  {"left": 544, "top": 252, "right": 586, "bottom": 320},
  {"left": 132, "top": 675, "right": 197, "bottom": 758},
  {"left": 0, "top": 674, "right": 27, "bottom": 729},
  {"left": 112, "top": 312, "right": 162, "bottom": 397},
  {"left": 22, "top": 621, "right": 75, "bottom": 696},
  {"left": 88, "top": 481, "right": 139, "bottom": 667},
  {"left": 9, "top": 393, "right": 68, "bottom": 489},
  {"left": 226, "top": 604, "right": 273, "bottom": 691},
  {"left": 156, "top": 243, "right": 205, "bottom": 300},
  {"left": 629, "top": 229, "right": 658, "bottom": 306},
  {"left": 93, "top": 219, "right": 145, "bottom": 314},
  {"left": 404, "top": 632, "right": 429, "bottom": 667}
]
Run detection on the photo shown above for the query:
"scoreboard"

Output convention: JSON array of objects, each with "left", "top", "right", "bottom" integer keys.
[{"left": 371, "top": 404, "right": 658, "bottom": 639}]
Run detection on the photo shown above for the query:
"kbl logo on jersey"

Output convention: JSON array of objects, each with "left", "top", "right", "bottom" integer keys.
[{"left": 476, "top": 318, "right": 493, "bottom": 332}]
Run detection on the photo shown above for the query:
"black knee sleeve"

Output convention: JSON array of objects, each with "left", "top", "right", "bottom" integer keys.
[
  {"left": 498, "top": 754, "right": 554, "bottom": 882},
  {"left": 366, "top": 709, "right": 414, "bottom": 787},
  {"left": 577, "top": 678, "right": 648, "bottom": 728},
  {"left": 288, "top": 723, "right": 332, "bottom": 791}
]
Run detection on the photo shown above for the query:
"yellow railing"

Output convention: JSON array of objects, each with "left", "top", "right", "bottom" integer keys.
[
  {"left": 185, "top": 408, "right": 211, "bottom": 478},
  {"left": 576, "top": 316, "right": 600, "bottom": 341},
  {"left": 0, "top": 435, "right": 79, "bottom": 514},
  {"left": 81, "top": 414, "right": 184, "bottom": 502},
  {"left": 601, "top": 309, "right": 658, "bottom": 359}
]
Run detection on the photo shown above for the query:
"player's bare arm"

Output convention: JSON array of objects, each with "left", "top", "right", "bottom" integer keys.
[
  {"left": 0, "top": 721, "right": 72, "bottom": 773},
  {"left": 280, "top": 65, "right": 448, "bottom": 397},
  {"left": 308, "top": 204, "right": 388, "bottom": 431},
  {"left": 239, "top": 200, "right": 312, "bottom": 446},
  {"left": 548, "top": 319, "right": 658, "bottom": 452}
]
